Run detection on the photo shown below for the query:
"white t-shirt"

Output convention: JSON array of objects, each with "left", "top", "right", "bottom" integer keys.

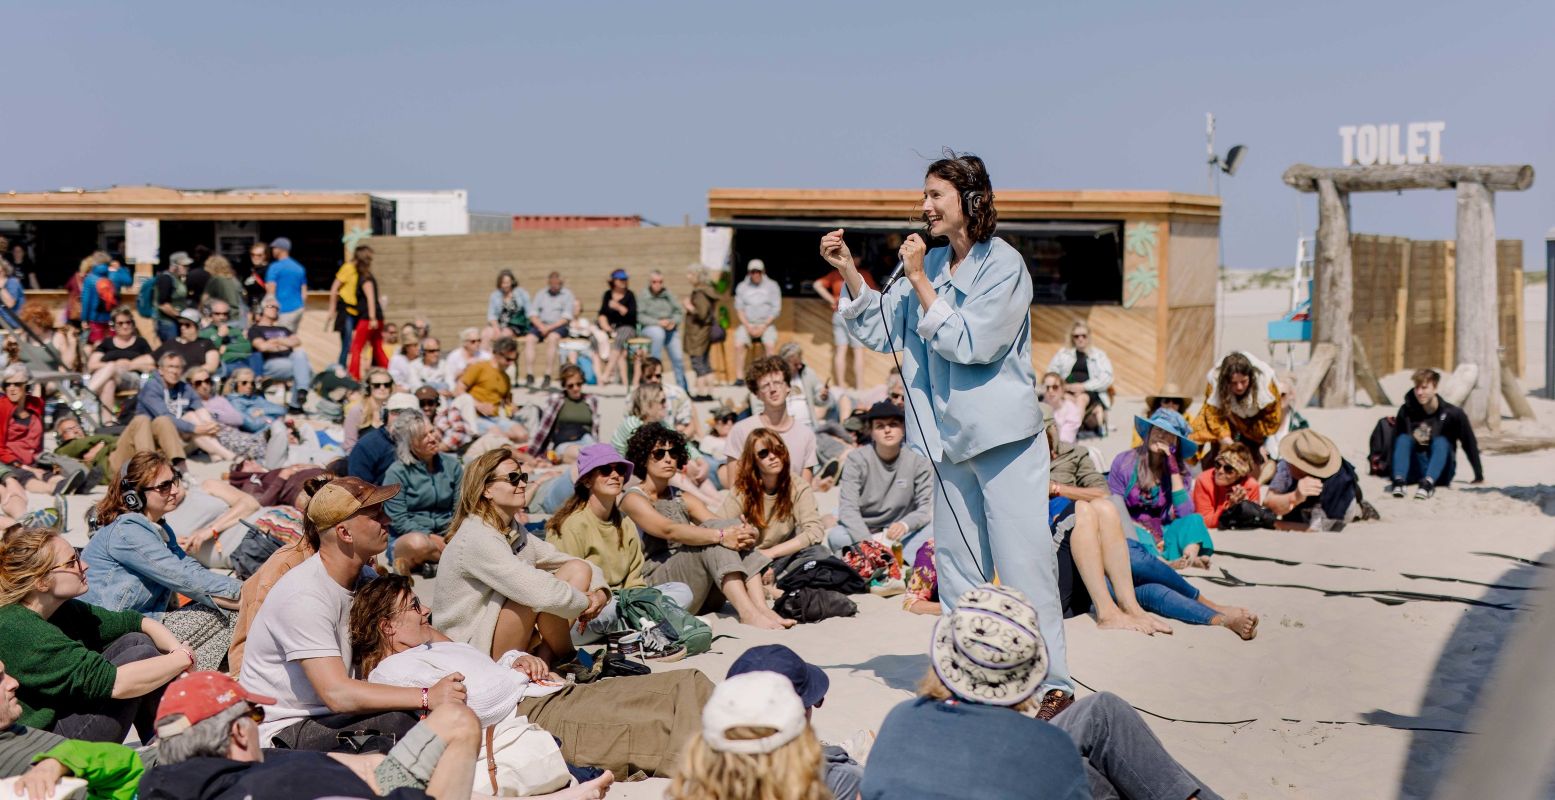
[
  {"left": 724, "top": 414, "right": 818, "bottom": 475},
  {"left": 239, "top": 555, "right": 355, "bottom": 744},
  {"left": 444, "top": 348, "right": 492, "bottom": 388},
  {"left": 369, "top": 641, "right": 563, "bottom": 727}
]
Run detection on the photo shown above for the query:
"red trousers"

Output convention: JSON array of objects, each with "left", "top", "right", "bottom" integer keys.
[{"left": 347, "top": 319, "right": 388, "bottom": 379}]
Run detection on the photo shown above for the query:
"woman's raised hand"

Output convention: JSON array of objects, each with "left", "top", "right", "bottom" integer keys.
[
  {"left": 820, "top": 229, "right": 853, "bottom": 271},
  {"left": 898, "top": 234, "right": 927, "bottom": 280}
]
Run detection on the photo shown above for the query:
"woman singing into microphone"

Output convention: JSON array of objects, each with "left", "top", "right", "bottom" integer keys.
[{"left": 820, "top": 153, "right": 1072, "bottom": 714}]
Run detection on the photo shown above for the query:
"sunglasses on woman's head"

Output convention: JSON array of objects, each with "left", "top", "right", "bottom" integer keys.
[{"left": 485, "top": 470, "right": 529, "bottom": 486}]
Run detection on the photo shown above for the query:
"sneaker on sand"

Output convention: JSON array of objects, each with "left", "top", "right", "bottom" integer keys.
[
  {"left": 1390, "top": 481, "right": 1406, "bottom": 498},
  {"left": 837, "top": 729, "right": 877, "bottom": 766},
  {"left": 870, "top": 578, "right": 906, "bottom": 598},
  {"left": 1415, "top": 479, "right": 1435, "bottom": 500}
]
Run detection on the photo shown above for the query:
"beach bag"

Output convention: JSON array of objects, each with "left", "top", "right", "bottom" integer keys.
[
  {"left": 776, "top": 587, "right": 857, "bottom": 623},
  {"left": 477, "top": 714, "right": 573, "bottom": 796},
  {"left": 707, "top": 318, "right": 727, "bottom": 345},
  {"left": 1218, "top": 500, "right": 1276, "bottom": 530},
  {"left": 135, "top": 276, "right": 157, "bottom": 319},
  {"left": 613, "top": 586, "right": 714, "bottom": 657},
  {"left": 1367, "top": 416, "right": 1397, "bottom": 477},
  {"left": 776, "top": 554, "right": 868, "bottom": 595},
  {"left": 840, "top": 540, "right": 900, "bottom": 583}
]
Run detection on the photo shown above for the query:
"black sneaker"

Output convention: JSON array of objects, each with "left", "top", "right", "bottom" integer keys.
[
  {"left": 1390, "top": 481, "right": 1405, "bottom": 498},
  {"left": 54, "top": 470, "right": 84, "bottom": 497},
  {"left": 1415, "top": 479, "right": 1435, "bottom": 500}
]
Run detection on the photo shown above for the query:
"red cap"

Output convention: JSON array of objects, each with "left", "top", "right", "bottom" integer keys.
[{"left": 155, "top": 671, "right": 277, "bottom": 737}]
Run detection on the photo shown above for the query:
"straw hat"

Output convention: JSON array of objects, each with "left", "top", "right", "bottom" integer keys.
[
  {"left": 1145, "top": 381, "right": 1195, "bottom": 415},
  {"left": 1278, "top": 429, "right": 1341, "bottom": 479},
  {"left": 931, "top": 585, "right": 1048, "bottom": 707}
]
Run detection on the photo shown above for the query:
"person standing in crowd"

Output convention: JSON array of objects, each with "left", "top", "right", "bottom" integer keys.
[
  {"left": 85, "top": 308, "right": 155, "bottom": 415},
  {"left": 326, "top": 245, "right": 363, "bottom": 368},
  {"left": 152, "top": 252, "right": 192, "bottom": 345},
  {"left": 681, "top": 265, "right": 721, "bottom": 399},
  {"left": 524, "top": 271, "right": 578, "bottom": 388},
  {"left": 732, "top": 259, "right": 780, "bottom": 385},
  {"left": 0, "top": 528, "right": 197, "bottom": 745},
  {"left": 263, "top": 238, "right": 308, "bottom": 332},
  {"left": 184, "top": 249, "right": 211, "bottom": 310},
  {"left": 814, "top": 249, "right": 879, "bottom": 391},
  {"left": 1388, "top": 368, "right": 1483, "bottom": 499},
  {"left": 6, "top": 240, "right": 37, "bottom": 290},
  {"left": 1046, "top": 320, "right": 1113, "bottom": 436},
  {"left": 596, "top": 269, "right": 638, "bottom": 387},
  {"left": 345, "top": 247, "right": 387, "bottom": 379},
  {"left": 669, "top": 672, "right": 829, "bottom": 800},
  {"left": 199, "top": 255, "right": 245, "bottom": 317},
  {"left": 1189, "top": 350, "right": 1282, "bottom": 466},
  {"left": 241, "top": 241, "right": 269, "bottom": 318},
  {"left": 821, "top": 152, "right": 1074, "bottom": 716},
  {"left": 637, "top": 270, "right": 688, "bottom": 391},
  {"left": 248, "top": 298, "right": 312, "bottom": 413},
  {"left": 486, "top": 268, "right": 532, "bottom": 348},
  {"left": 79, "top": 252, "right": 132, "bottom": 344},
  {"left": 826, "top": 401, "right": 933, "bottom": 565}
]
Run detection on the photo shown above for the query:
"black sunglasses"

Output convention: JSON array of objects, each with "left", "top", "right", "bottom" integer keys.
[
  {"left": 485, "top": 470, "right": 529, "bottom": 486},
  {"left": 189, "top": 379, "right": 211, "bottom": 387},
  {"left": 2, "top": 381, "right": 26, "bottom": 389},
  {"left": 594, "top": 464, "right": 628, "bottom": 478},
  {"left": 650, "top": 446, "right": 679, "bottom": 461},
  {"left": 369, "top": 381, "right": 393, "bottom": 389},
  {"left": 755, "top": 448, "right": 775, "bottom": 460},
  {"left": 144, "top": 474, "right": 184, "bottom": 496}
]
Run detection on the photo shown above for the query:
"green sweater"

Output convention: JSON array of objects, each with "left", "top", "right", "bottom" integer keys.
[
  {"left": 0, "top": 601, "right": 144, "bottom": 730},
  {"left": 56, "top": 435, "right": 116, "bottom": 473}
]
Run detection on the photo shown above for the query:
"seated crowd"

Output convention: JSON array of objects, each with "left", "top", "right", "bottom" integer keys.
[{"left": 0, "top": 246, "right": 1480, "bottom": 799}]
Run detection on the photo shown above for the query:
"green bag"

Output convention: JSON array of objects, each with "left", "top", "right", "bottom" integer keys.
[{"left": 613, "top": 586, "right": 714, "bottom": 657}]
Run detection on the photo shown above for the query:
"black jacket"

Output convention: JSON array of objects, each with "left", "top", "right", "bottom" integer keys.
[
  {"left": 138, "top": 751, "right": 430, "bottom": 800},
  {"left": 1393, "top": 393, "right": 1483, "bottom": 484}
]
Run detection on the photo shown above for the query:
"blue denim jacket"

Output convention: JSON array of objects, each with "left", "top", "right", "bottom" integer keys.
[
  {"left": 227, "top": 393, "right": 287, "bottom": 430},
  {"left": 80, "top": 513, "right": 241, "bottom": 617},
  {"left": 840, "top": 237, "right": 1042, "bottom": 464}
]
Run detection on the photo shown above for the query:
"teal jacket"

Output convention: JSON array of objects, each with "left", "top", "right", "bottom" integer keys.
[
  {"left": 383, "top": 452, "right": 463, "bottom": 536},
  {"left": 840, "top": 237, "right": 1043, "bottom": 463}
]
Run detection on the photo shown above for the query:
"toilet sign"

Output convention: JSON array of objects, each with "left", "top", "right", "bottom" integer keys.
[{"left": 1339, "top": 122, "right": 1445, "bottom": 166}]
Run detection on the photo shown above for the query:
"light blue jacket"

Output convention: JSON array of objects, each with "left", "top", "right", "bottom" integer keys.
[
  {"left": 80, "top": 513, "right": 241, "bottom": 617},
  {"left": 487, "top": 288, "right": 533, "bottom": 325},
  {"left": 840, "top": 237, "right": 1042, "bottom": 463},
  {"left": 227, "top": 392, "right": 287, "bottom": 428}
]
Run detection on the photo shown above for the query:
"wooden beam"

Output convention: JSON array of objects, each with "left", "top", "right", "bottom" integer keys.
[
  {"left": 1351, "top": 335, "right": 1391, "bottom": 406},
  {"left": 1312, "top": 179, "right": 1354, "bottom": 407},
  {"left": 1454, "top": 181, "right": 1501, "bottom": 431},
  {"left": 1501, "top": 359, "right": 1536, "bottom": 421},
  {"left": 1282, "top": 164, "right": 1534, "bottom": 194},
  {"left": 1293, "top": 343, "right": 1338, "bottom": 409}
]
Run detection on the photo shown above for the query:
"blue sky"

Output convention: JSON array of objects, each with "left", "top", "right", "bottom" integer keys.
[{"left": 10, "top": 1, "right": 1551, "bottom": 269}]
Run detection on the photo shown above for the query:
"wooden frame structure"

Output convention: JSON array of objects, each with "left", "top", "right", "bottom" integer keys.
[{"left": 1281, "top": 164, "right": 1535, "bottom": 428}]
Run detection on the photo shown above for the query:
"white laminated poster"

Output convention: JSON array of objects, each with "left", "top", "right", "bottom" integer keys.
[
  {"left": 125, "top": 218, "right": 160, "bottom": 265},
  {"left": 700, "top": 226, "right": 732, "bottom": 274}
]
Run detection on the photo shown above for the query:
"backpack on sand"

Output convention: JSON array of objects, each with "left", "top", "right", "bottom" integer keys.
[
  {"left": 776, "top": 554, "right": 868, "bottom": 595},
  {"left": 776, "top": 587, "right": 857, "bottom": 623},
  {"left": 613, "top": 586, "right": 714, "bottom": 657}
]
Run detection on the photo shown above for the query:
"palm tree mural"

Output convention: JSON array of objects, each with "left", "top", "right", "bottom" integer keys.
[{"left": 1123, "top": 222, "right": 1159, "bottom": 309}]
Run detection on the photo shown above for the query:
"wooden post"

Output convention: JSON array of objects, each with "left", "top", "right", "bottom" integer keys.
[
  {"left": 1454, "top": 181, "right": 1500, "bottom": 430},
  {"left": 1313, "top": 179, "right": 1354, "bottom": 407}
]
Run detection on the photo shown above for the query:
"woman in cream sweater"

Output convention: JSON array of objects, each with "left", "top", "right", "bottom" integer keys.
[{"left": 432, "top": 447, "right": 608, "bottom": 667}]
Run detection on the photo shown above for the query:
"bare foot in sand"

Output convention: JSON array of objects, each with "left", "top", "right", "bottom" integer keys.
[
  {"left": 539, "top": 770, "right": 615, "bottom": 799},
  {"left": 1212, "top": 607, "right": 1259, "bottom": 640},
  {"left": 904, "top": 598, "right": 941, "bottom": 615},
  {"left": 1096, "top": 609, "right": 1157, "bottom": 635},
  {"left": 764, "top": 608, "right": 798, "bottom": 628},
  {"left": 740, "top": 613, "right": 789, "bottom": 630},
  {"left": 1131, "top": 611, "right": 1173, "bottom": 634},
  {"left": 1191, "top": 555, "right": 1212, "bottom": 569}
]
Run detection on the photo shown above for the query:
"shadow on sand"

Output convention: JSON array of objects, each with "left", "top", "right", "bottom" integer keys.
[
  {"left": 1462, "top": 484, "right": 1555, "bottom": 516},
  {"left": 1374, "top": 552, "right": 1550, "bottom": 799},
  {"left": 823, "top": 653, "right": 930, "bottom": 693}
]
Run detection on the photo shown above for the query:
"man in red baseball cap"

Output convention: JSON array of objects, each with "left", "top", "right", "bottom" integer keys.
[{"left": 140, "top": 670, "right": 479, "bottom": 800}]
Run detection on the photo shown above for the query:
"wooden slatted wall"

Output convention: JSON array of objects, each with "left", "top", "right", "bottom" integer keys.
[{"left": 1350, "top": 234, "right": 1410, "bottom": 374}]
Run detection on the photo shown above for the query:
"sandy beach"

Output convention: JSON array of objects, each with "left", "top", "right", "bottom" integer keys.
[{"left": 55, "top": 282, "right": 1555, "bottom": 799}]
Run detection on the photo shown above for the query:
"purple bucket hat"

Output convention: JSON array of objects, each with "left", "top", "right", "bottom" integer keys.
[{"left": 575, "top": 443, "right": 634, "bottom": 484}]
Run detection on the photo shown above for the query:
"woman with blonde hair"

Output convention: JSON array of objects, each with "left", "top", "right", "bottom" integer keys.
[
  {"left": 200, "top": 254, "right": 244, "bottom": 315},
  {"left": 223, "top": 366, "right": 287, "bottom": 428},
  {"left": 609, "top": 381, "right": 668, "bottom": 451},
  {"left": 433, "top": 446, "right": 609, "bottom": 666},
  {"left": 0, "top": 527, "right": 196, "bottom": 743},
  {"left": 342, "top": 366, "right": 393, "bottom": 452},
  {"left": 669, "top": 671, "right": 829, "bottom": 800}
]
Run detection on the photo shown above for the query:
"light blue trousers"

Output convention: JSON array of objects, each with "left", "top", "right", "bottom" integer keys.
[{"left": 932, "top": 433, "right": 1069, "bottom": 691}]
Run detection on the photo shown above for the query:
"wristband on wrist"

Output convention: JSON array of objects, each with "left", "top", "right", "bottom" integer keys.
[
  {"left": 717, "top": 528, "right": 726, "bottom": 543},
  {"left": 420, "top": 687, "right": 430, "bottom": 711}
]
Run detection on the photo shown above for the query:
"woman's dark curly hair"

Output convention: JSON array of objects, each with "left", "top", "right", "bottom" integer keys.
[
  {"left": 925, "top": 150, "right": 997, "bottom": 243},
  {"left": 625, "top": 422, "right": 689, "bottom": 477}
]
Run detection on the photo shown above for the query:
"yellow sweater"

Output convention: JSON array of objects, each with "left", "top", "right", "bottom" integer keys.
[{"left": 552, "top": 509, "right": 647, "bottom": 591}]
